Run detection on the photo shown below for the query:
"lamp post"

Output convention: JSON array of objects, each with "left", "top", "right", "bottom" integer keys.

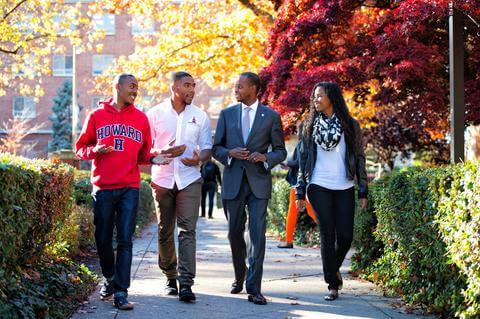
[
  {"left": 72, "top": 45, "right": 79, "bottom": 147},
  {"left": 449, "top": 1, "right": 465, "bottom": 163}
]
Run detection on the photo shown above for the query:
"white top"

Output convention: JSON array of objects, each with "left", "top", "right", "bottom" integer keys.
[
  {"left": 147, "top": 99, "right": 212, "bottom": 190},
  {"left": 241, "top": 99, "right": 259, "bottom": 132},
  {"left": 310, "top": 134, "right": 355, "bottom": 190}
]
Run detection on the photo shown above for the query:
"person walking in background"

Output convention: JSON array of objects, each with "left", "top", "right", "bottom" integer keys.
[
  {"left": 146, "top": 71, "right": 212, "bottom": 303},
  {"left": 200, "top": 159, "right": 222, "bottom": 218},
  {"left": 75, "top": 74, "right": 169, "bottom": 310},
  {"left": 213, "top": 72, "right": 287, "bottom": 305},
  {"left": 277, "top": 122, "right": 317, "bottom": 249},
  {"left": 296, "top": 82, "right": 368, "bottom": 301}
]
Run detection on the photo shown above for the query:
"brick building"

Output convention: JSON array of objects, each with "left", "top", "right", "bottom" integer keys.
[{"left": 0, "top": 4, "right": 231, "bottom": 158}]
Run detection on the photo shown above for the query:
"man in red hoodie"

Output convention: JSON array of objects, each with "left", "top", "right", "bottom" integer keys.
[{"left": 76, "top": 74, "right": 167, "bottom": 310}]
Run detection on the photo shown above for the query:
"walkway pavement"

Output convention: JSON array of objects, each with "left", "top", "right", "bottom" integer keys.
[{"left": 72, "top": 207, "right": 435, "bottom": 319}]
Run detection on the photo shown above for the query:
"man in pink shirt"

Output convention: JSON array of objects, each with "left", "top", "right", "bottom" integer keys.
[{"left": 146, "top": 71, "right": 212, "bottom": 302}]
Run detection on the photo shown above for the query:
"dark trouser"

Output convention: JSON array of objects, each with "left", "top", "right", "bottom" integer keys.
[
  {"left": 307, "top": 184, "right": 355, "bottom": 290},
  {"left": 201, "top": 181, "right": 217, "bottom": 217},
  {"left": 224, "top": 175, "right": 268, "bottom": 295},
  {"left": 92, "top": 187, "right": 139, "bottom": 292},
  {"left": 151, "top": 179, "right": 202, "bottom": 287}
]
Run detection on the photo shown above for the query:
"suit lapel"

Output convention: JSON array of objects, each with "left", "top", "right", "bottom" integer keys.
[{"left": 246, "top": 104, "right": 265, "bottom": 146}]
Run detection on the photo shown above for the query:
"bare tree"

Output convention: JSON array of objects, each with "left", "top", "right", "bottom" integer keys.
[{"left": 0, "top": 114, "right": 45, "bottom": 157}]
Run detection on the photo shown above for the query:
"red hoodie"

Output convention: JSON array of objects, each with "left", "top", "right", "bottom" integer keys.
[{"left": 75, "top": 98, "right": 153, "bottom": 190}]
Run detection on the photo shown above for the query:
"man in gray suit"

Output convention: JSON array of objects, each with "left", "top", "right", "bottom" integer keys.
[{"left": 213, "top": 72, "right": 287, "bottom": 305}]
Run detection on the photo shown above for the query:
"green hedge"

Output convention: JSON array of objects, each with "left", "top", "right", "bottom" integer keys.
[
  {"left": 353, "top": 162, "right": 480, "bottom": 318},
  {"left": 0, "top": 154, "right": 96, "bottom": 318},
  {"left": 0, "top": 155, "right": 156, "bottom": 318}
]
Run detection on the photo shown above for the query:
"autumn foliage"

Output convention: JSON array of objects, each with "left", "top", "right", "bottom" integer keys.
[{"left": 261, "top": 0, "right": 480, "bottom": 164}]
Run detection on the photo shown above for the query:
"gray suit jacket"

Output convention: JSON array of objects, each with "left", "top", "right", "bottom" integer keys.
[{"left": 213, "top": 103, "right": 287, "bottom": 200}]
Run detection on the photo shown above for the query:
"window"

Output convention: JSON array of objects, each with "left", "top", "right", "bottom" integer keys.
[
  {"left": 92, "top": 55, "right": 114, "bottom": 76},
  {"left": 53, "top": 14, "right": 76, "bottom": 35},
  {"left": 93, "top": 14, "right": 115, "bottom": 35},
  {"left": 16, "top": 55, "right": 35, "bottom": 77},
  {"left": 13, "top": 97, "right": 36, "bottom": 119},
  {"left": 52, "top": 55, "right": 73, "bottom": 76},
  {"left": 16, "top": 14, "right": 33, "bottom": 34},
  {"left": 131, "top": 15, "right": 155, "bottom": 35}
]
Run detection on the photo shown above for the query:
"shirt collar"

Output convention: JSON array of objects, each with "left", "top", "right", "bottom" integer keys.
[
  {"left": 241, "top": 99, "right": 259, "bottom": 112},
  {"left": 168, "top": 99, "right": 190, "bottom": 114}
]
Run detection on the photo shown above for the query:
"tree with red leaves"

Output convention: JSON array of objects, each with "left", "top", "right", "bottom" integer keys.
[{"left": 261, "top": 0, "right": 480, "bottom": 166}]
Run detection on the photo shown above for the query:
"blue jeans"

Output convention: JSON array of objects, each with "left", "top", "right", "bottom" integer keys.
[{"left": 93, "top": 187, "right": 139, "bottom": 292}]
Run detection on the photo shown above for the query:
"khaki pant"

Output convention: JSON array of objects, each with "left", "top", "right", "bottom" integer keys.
[{"left": 151, "top": 178, "right": 202, "bottom": 287}]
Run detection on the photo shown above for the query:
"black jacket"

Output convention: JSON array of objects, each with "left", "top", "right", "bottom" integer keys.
[
  {"left": 285, "top": 146, "right": 300, "bottom": 186},
  {"left": 295, "top": 119, "right": 368, "bottom": 199}
]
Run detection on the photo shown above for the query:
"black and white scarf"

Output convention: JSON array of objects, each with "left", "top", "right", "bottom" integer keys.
[{"left": 312, "top": 113, "right": 343, "bottom": 151}]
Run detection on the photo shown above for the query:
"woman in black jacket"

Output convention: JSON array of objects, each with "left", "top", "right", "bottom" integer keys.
[{"left": 295, "top": 82, "right": 368, "bottom": 301}]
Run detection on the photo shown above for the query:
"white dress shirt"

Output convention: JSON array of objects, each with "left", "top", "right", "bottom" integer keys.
[
  {"left": 147, "top": 99, "right": 212, "bottom": 190},
  {"left": 241, "top": 99, "right": 259, "bottom": 132}
]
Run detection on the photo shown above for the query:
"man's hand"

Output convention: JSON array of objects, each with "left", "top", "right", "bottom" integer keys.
[
  {"left": 151, "top": 154, "right": 172, "bottom": 165},
  {"left": 181, "top": 150, "right": 201, "bottom": 167},
  {"left": 160, "top": 144, "right": 187, "bottom": 158},
  {"left": 228, "top": 147, "right": 250, "bottom": 160},
  {"left": 296, "top": 199, "right": 306, "bottom": 212},
  {"left": 359, "top": 198, "right": 368, "bottom": 211},
  {"left": 93, "top": 144, "right": 114, "bottom": 154},
  {"left": 248, "top": 152, "right": 267, "bottom": 163}
]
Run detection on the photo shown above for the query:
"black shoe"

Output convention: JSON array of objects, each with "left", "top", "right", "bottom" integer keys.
[
  {"left": 179, "top": 285, "right": 196, "bottom": 302},
  {"left": 277, "top": 242, "right": 293, "bottom": 249},
  {"left": 230, "top": 280, "right": 244, "bottom": 294},
  {"left": 99, "top": 279, "right": 114, "bottom": 300},
  {"left": 324, "top": 289, "right": 338, "bottom": 301},
  {"left": 113, "top": 291, "right": 134, "bottom": 310},
  {"left": 165, "top": 279, "right": 178, "bottom": 295},
  {"left": 248, "top": 293, "right": 267, "bottom": 305},
  {"left": 208, "top": 216, "right": 213, "bottom": 219},
  {"left": 337, "top": 271, "right": 343, "bottom": 290}
]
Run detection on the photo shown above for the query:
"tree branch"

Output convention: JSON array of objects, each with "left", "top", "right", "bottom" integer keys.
[
  {"left": 2, "top": 0, "right": 27, "bottom": 21},
  {"left": 237, "top": 0, "right": 274, "bottom": 23},
  {"left": 0, "top": 33, "right": 66, "bottom": 56}
]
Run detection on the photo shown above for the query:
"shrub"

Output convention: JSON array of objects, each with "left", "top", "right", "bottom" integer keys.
[
  {"left": 353, "top": 162, "right": 480, "bottom": 318},
  {"left": 267, "top": 176, "right": 290, "bottom": 238},
  {"left": 0, "top": 154, "right": 96, "bottom": 318}
]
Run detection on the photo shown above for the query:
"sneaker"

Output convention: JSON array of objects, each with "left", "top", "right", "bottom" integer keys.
[
  {"left": 99, "top": 279, "right": 114, "bottom": 300},
  {"left": 277, "top": 242, "right": 293, "bottom": 249},
  {"left": 113, "top": 291, "right": 134, "bottom": 310},
  {"left": 324, "top": 289, "right": 338, "bottom": 301},
  {"left": 165, "top": 279, "right": 178, "bottom": 295},
  {"left": 179, "top": 285, "right": 196, "bottom": 302}
]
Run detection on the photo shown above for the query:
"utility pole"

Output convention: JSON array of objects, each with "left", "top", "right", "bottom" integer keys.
[{"left": 449, "top": 1, "right": 465, "bottom": 163}]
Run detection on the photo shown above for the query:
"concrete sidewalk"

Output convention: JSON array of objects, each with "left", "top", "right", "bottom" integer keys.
[{"left": 72, "top": 207, "right": 435, "bottom": 319}]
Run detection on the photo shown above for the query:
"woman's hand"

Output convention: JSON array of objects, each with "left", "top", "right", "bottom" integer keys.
[
  {"left": 296, "top": 199, "right": 306, "bottom": 211},
  {"left": 359, "top": 198, "right": 368, "bottom": 211}
]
